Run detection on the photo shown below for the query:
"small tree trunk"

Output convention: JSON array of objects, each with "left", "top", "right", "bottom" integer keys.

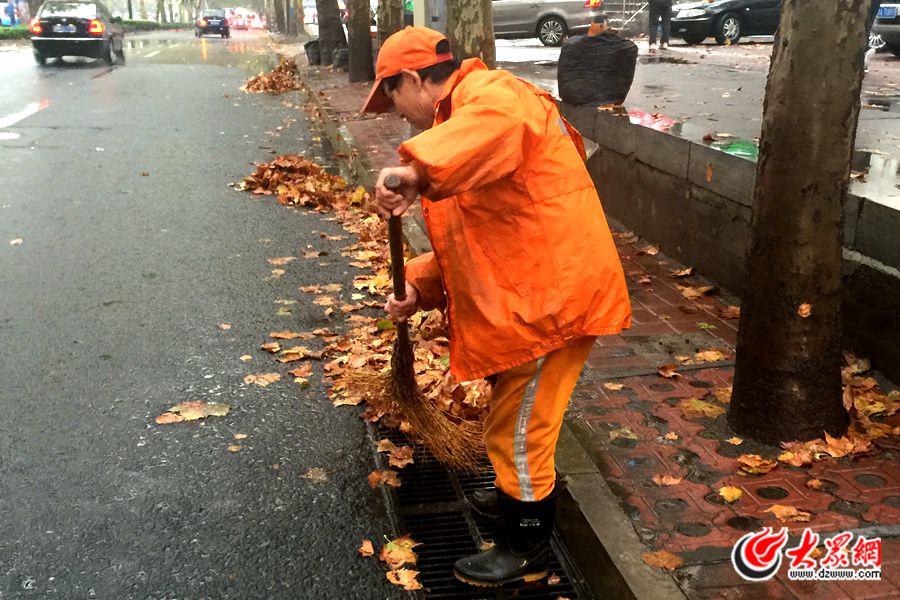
[
  {"left": 139, "top": 0, "right": 147, "bottom": 20},
  {"left": 273, "top": 0, "right": 286, "bottom": 33},
  {"left": 377, "top": 0, "right": 402, "bottom": 45},
  {"left": 317, "top": 0, "right": 347, "bottom": 65},
  {"left": 446, "top": 0, "right": 495, "bottom": 67},
  {"left": 127, "top": 0, "right": 133, "bottom": 19},
  {"left": 728, "top": 0, "right": 869, "bottom": 445},
  {"left": 156, "top": 0, "right": 167, "bottom": 22},
  {"left": 348, "top": 0, "right": 375, "bottom": 81}
]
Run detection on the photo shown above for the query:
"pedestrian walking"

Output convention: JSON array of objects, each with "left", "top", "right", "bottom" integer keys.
[
  {"left": 648, "top": 0, "right": 673, "bottom": 51},
  {"left": 5, "top": 0, "right": 17, "bottom": 26},
  {"left": 360, "top": 27, "right": 631, "bottom": 588}
]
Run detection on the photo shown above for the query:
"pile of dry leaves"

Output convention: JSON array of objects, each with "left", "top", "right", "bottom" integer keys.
[{"left": 240, "top": 57, "right": 301, "bottom": 94}]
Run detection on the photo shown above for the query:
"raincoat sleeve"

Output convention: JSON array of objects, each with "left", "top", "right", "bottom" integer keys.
[
  {"left": 397, "top": 83, "right": 536, "bottom": 200},
  {"left": 405, "top": 252, "right": 446, "bottom": 311}
]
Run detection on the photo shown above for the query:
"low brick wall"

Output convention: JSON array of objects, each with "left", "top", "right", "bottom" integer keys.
[{"left": 562, "top": 104, "right": 900, "bottom": 382}]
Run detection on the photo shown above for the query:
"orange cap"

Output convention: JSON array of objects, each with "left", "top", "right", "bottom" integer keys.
[{"left": 360, "top": 26, "right": 454, "bottom": 114}]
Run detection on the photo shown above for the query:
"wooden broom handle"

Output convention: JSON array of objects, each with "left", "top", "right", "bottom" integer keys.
[{"left": 384, "top": 174, "right": 407, "bottom": 302}]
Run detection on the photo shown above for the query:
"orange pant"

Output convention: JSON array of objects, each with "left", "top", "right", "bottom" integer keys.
[{"left": 484, "top": 336, "right": 596, "bottom": 501}]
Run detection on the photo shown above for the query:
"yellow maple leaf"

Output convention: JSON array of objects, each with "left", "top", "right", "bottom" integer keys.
[
  {"left": 765, "top": 504, "right": 812, "bottom": 522},
  {"left": 652, "top": 474, "right": 683, "bottom": 486},
  {"left": 641, "top": 550, "right": 683, "bottom": 571}
]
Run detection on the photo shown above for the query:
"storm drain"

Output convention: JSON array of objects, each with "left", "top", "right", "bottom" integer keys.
[{"left": 370, "top": 425, "right": 592, "bottom": 600}]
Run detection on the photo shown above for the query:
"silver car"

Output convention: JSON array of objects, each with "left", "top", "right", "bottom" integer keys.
[{"left": 492, "top": 0, "right": 602, "bottom": 46}]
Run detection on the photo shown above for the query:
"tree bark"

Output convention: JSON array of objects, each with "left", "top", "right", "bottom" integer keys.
[
  {"left": 126, "top": 0, "right": 133, "bottom": 19},
  {"left": 317, "top": 0, "right": 347, "bottom": 65},
  {"left": 728, "top": 0, "right": 869, "bottom": 445},
  {"left": 138, "top": 0, "right": 147, "bottom": 20},
  {"left": 156, "top": 0, "right": 167, "bottom": 22},
  {"left": 377, "top": 0, "right": 402, "bottom": 45},
  {"left": 446, "top": 0, "right": 495, "bottom": 67},
  {"left": 347, "top": 0, "right": 375, "bottom": 82}
]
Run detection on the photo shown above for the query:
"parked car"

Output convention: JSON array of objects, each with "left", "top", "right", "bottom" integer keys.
[
  {"left": 671, "top": 0, "right": 781, "bottom": 45},
  {"left": 195, "top": 8, "right": 229, "bottom": 37},
  {"left": 492, "top": 0, "right": 602, "bottom": 46},
  {"left": 29, "top": 0, "right": 125, "bottom": 65},
  {"left": 873, "top": 2, "right": 900, "bottom": 56}
]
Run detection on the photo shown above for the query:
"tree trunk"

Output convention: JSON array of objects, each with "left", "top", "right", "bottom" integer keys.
[
  {"left": 347, "top": 0, "right": 375, "bottom": 82},
  {"left": 446, "top": 0, "right": 494, "bottom": 67},
  {"left": 126, "top": 0, "right": 133, "bottom": 19},
  {"left": 286, "top": 0, "right": 296, "bottom": 35},
  {"left": 156, "top": 0, "right": 167, "bottom": 22},
  {"left": 139, "top": 0, "right": 147, "bottom": 20},
  {"left": 377, "top": 0, "right": 402, "bottom": 45},
  {"left": 273, "top": 0, "right": 285, "bottom": 33},
  {"left": 317, "top": 0, "right": 347, "bottom": 65},
  {"left": 728, "top": 0, "right": 869, "bottom": 445}
]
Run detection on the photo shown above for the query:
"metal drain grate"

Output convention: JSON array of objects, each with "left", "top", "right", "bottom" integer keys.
[{"left": 370, "top": 424, "right": 591, "bottom": 600}]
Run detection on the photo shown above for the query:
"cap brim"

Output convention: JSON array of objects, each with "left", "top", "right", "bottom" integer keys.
[{"left": 360, "top": 78, "right": 393, "bottom": 114}]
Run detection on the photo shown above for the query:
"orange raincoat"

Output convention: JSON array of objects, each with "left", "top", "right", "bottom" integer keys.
[{"left": 401, "top": 58, "right": 630, "bottom": 381}]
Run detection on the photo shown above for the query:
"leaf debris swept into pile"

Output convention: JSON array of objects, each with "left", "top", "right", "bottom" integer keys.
[
  {"left": 236, "top": 154, "right": 347, "bottom": 210},
  {"left": 240, "top": 57, "right": 301, "bottom": 94}
]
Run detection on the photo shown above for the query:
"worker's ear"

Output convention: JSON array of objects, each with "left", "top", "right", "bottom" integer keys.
[{"left": 399, "top": 69, "right": 423, "bottom": 89}]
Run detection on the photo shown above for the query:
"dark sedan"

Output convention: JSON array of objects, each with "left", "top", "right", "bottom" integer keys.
[
  {"left": 671, "top": 0, "right": 782, "bottom": 45},
  {"left": 29, "top": 0, "right": 125, "bottom": 65},
  {"left": 195, "top": 9, "right": 230, "bottom": 38}
]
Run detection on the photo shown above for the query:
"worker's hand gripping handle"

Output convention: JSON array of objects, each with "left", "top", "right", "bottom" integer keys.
[{"left": 384, "top": 174, "right": 407, "bottom": 302}]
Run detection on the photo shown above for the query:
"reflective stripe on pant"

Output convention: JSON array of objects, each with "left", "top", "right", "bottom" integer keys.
[{"left": 484, "top": 336, "right": 596, "bottom": 501}]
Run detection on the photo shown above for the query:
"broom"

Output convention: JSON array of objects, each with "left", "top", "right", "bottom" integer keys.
[{"left": 375, "top": 173, "right": 485, "bottom": 472}]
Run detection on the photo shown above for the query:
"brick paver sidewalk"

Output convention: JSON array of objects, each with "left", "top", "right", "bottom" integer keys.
[{"left": 297, "top": 59, "right": 900, "bottom": 600}]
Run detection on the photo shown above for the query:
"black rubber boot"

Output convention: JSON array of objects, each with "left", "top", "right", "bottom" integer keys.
[
  {"left": 454, "top": 489, "right": 555, "bottom": 587},
  {"left": 467, "top": 475, "right": 562, "bottom": 520}
]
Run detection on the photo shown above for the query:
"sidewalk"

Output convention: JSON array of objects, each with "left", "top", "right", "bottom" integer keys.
[{"left": 294, "top": 58, "right": 900, "bottom": 599}]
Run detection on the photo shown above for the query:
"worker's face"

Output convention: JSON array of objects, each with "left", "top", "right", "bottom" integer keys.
[{"left": 385, "top": 70, "right": 436, "bottom": 130}]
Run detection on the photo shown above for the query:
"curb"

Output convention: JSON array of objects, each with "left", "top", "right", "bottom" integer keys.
[{"left": 298, "top": 68, "right": 686, "bottom": 600}]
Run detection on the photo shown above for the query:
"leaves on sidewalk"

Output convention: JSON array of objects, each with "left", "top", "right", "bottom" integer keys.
[
  {"left": 368, "top": 470, "right": 401, "bottom": 488},
  {"left": 765, "top": 504, "right": 812, "bottom": 523},
  {"left": 679, "top": 398, "right": 725, "bottom": 419},
  {"left": 243, "top": 373, "right": 281, "bottom": 387},
  {"left": 737, "top": 454, "right": 778, "bottom": 475},
  {"left": 718, "top": 486, "right": 743, "bottom": 503},
  {"left": 652, "top": 474, "right": 683, "bottom": 486}
]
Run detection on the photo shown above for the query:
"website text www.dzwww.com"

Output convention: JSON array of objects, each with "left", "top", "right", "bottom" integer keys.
[{"left": 788, "top": 568, "right": 882, "bottom": 581}]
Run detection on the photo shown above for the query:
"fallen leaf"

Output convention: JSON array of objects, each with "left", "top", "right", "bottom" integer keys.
[
  {"left": 155, "top": 412, "right": 183, "bottom": 424},
  {"left": 547, "top": 574, "right": 561, "bottom": 585},
  {"left": 638, "top": 275, "right": 653, "bottom": 285},
  {"left": 642, "top": 550, "right": 683, "bottom": 571},
  {"left": 302, "top": 467, "right": 328, "bottom": 483},
  {"left": 234, "top": 433, "right": 247, "bottom": 440},
  {"left": 679, "top": 285, "right": 716, "bottom": 300},
  {"left": 385, "top": 568, "right": 422, "bottom": 590},
  {"left": 664, "top": 432, "right": 679, "bottom": 441},
  {"left": 289, "top": 364, "right": 313, "bottom": 378},
  {"left": 719, "top": 486, "right": 743, "bottom": 503},
  {"left": 609, "top": 427, "right": 639, "bottom": 441},
  {"left": 359, "top": 539, "right": 374, "bottom": 557},
  {"left": 652, "top": 474, "right": 683, "bottom": 486},
  {"left": 227, "top": 445, "right": 242, "bottom": 452},
  {"left": 670, "top": 267, "right": 693, "bottom": 278},
  {"left": 765, "top": 504, "right": 812, "bottom": 522},
  {"left": 603, "top": 382, "right": 625, "bottom": 391},
  {"left": 270, "top": 268, "right": 286, "bottom": 278},
  {"left": 267, "top": 256, "right": 296, "bottom": 266},
  {"left": 277, "top": 346, "right": 325, "bottom": 362},
  {"left": 388, "top": 446, "right": 415, "bottom": 469},
  {"left": 806, "top": 479, "right": 823, "bottom": 490},
  {"left": 218, "top": 323, "right": 232, "bottom": 330},
  {"left": 657, "top": 364, "right": 681, "bottom": 379},
  {"left": 693, "top": 349, "right": 727, "bottom": 363},
  {"left": 243, "top": 373, "right": 281, "bottom": 387},
  {"left": 260, "top": 342, "right": 282, "bottom": 353},
  {"left": 9, "top": 238, "right": 23, "bottom": 245},
  {"left": 140, "top": 171, "right": 149, "bottom": 176},
  {"left": 705, "top": 163, "right": 713, "bottom": 182},
  {"left": 368, "top": 469, "right": 401, "bottom": 488},
  {"left": 156, "top": 400, "right": 231, "bottom": 424},
  {"left": 303, "top": 250, "right": 326, "bottom": 259},
  {"left": 726, "top": 436, "right": 743, "bottom": 445},
  {"left": 798, "top": 303, "right": 812, "bottom": 318},
  {"left": 719, "top": 305, "right": 741, "bottom": 319},
  {"left": 679, "top": 398, "right": 725, "bottom": 419},
  {"left": 380, "top": 535, "right": 421, "bottom": 568},
  {"left": 737, "top": 454, "right": 778, "bottom": 475},
  {"left": 714, "top": 386, "right": 733, "bottom": 404},
  {"left": 638, "top": 245, "right": 659, "bottom": 256},
  {"left": 239, "top": 354, "right": 253, "bottom": 361}
]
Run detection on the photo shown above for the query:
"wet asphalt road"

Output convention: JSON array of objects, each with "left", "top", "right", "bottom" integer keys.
[{"left": 0, "top": 30, "right": 398, "bottom": 599}]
